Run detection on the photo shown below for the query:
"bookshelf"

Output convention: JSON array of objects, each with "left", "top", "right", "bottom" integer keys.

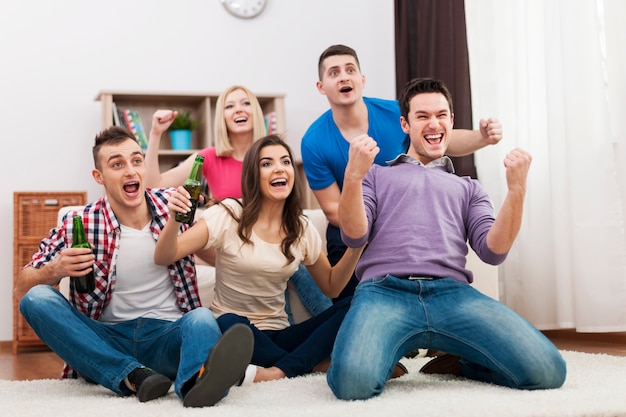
[
  {"left": 95, "top": 91, "right": 286, "bottom": 171},
  {"left": 95, "top": 90, "right": 318, "bottom": 209}
]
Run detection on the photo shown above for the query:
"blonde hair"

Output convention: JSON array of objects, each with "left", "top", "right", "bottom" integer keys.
[{"left": 214, "top": 85, "right": 267, "bottom": 157}]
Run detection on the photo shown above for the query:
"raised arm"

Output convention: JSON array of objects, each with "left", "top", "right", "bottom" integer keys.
[
  {"left": 317, "top": 119, "right": 502, "bottom": 225},
  {"left": 486, "top": 148, "right": 532, "bottom": 254},
  {"left": 446, "top": 118, "right": 502, "bottom": 157},
  {"left": 306, "top": 135, "right": 378, "bottom": 297},
  {"left": 311, "top": 183, "right": 341, "bottom": 227},
  {"left": 154, "top": 186, "right": 210, "bottom": 266},
  {"left": 145, "top": 110, "right": 199, "bottom": 188},
  {"left": 338, "top": 134, "right": 379, "bottom": 240},
  {"left": 306, "top": 246, "right": 364, "bottom": 298}
]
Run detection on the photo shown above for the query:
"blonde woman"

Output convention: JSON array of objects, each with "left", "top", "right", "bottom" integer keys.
[
  {"left": 145, "top": 85, "right": 266, "bottom": 198},
  {"left": 146, "top": 86, "right": 332, "bottom": 320}
]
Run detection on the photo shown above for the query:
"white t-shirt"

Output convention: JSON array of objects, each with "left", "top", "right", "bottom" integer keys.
[
  {"left": 100, "top": 222, "right": 182, "bottom": 323},
  {"left": 203, "top": 199, "right": 322, "bottom": 330}
]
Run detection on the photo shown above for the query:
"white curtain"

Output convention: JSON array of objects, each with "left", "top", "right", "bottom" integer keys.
[{"left": 465, "top": 0, "right": 626, "bottom": 331}]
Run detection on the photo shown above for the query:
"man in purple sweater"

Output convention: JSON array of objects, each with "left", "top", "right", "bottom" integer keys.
[{"left": 327, "top": 78, "right": 566, "bottom": 400}]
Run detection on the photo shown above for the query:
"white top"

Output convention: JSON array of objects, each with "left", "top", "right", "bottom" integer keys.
[
  {"left": 100, "top": 222, "right": 182, "bottom": 323},
  {"left": 203, "top": 199, "right": 323, "bottom": 330}
]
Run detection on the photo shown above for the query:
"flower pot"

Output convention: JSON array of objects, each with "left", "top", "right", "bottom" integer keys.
[{"left": 170, "top": 129, "right": 192, "bottom": 150}]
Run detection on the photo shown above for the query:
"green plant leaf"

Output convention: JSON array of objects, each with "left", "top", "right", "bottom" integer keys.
[{"left": 168, "top": 111, "right": 198, "bottom": 131}]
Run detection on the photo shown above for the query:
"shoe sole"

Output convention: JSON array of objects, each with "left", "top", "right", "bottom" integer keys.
[
  {"left": 183, "top": 323, "right": 254, "bottom": 408},
  {"left": 136, "top": 373, "right": 172, "bottom": 402},
  {"left": 418, "top": 354, "right": 461, "bottom": 376}
]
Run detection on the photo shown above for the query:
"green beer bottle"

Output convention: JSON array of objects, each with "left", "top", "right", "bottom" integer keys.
[
  {"left": 70, "top": 215, "right": 96, "bottom": 293},
  {"left": 175, "top": 154, "right": 205, "bottom": 224}
]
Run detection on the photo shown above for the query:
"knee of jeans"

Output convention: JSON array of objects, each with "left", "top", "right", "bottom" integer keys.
[
  {"left": 185, "top": 307, "right": 219, "bottom": 331},
  {"left": 19, "top": 285, "right": 61, "bottom": 316},
  {"left": 327, "top": 361, "right": 385, "bottom": 400},
  {"left": 518, "top": 351, "right": 567, "bottom": 390},
  {"left": 538, "top": 354, "right": 567, "bottom": 389},
  {"left": 216, "top": 313, "right": 249, "bottom": 332}
]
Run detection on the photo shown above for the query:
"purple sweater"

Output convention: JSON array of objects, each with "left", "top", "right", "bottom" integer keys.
[{"left": 341, "top": 156, "right": 508, "bottom": 284}]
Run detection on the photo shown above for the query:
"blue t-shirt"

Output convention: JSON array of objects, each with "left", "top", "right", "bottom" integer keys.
[{"left": 301, "top": 97, "right": 409, "bottom": 191}]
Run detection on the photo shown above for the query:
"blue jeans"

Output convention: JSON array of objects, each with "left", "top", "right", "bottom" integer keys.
[
  {"left": 217, "top": 296, "right": 351, "bottom": 378},
  {"left": 327, "top": 276, "right": 566, "bottom": 400},
  {"left": 285, "top": 264, "right": 332, "bottom": 324},
  {"left": 19, "top": 285, "right": 222, "bottom": 400}
]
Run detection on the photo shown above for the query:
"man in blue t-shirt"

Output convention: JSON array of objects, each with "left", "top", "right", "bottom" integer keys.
[{"left": 301, "top": 44, "right": 503, "bottom": 300}]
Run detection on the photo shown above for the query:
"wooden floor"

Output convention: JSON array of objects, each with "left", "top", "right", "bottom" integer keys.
[
  {"left": 0, "top": 343, "right": 64, "bottom": 380},
  {"left": 1, "top": 330, "right": 625, "bottom": 381}
]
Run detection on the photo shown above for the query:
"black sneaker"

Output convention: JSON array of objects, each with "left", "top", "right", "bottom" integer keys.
[
  {"left": 183, "top": 324, "right": 254, "bottom": 408},
  {"left": 127, "top": 367, "right": 172, "bottom": 402}
]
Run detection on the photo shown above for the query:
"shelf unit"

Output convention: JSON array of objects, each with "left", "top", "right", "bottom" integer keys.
[
  {"left": 13, "top": 191, "right": 87, "bottom": 353},
  {"left": 95, "top": 90, "right": 286, "bottom": 171},
  {"left": 95, "top": 90, "right": 317, "bottom": 208}
]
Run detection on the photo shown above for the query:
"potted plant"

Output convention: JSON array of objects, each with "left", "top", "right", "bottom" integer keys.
[{"left": 168, "top": 111, "right": 198, "bottom": 150}]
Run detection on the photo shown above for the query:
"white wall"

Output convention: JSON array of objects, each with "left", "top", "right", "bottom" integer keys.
[{"left": 0, "top": 0, "right": 396, "bottom": 341}]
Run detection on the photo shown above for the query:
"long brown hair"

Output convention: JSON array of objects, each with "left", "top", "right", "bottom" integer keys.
[{"left": 220, "top": 134, "right": 304, "bottom": 264}]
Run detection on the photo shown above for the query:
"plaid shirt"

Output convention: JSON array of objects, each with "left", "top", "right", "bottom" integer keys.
[{"left": 24, "top": 188, "right": 201, "bottom": 378}]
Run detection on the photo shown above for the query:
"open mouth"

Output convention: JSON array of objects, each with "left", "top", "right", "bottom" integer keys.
[
  {"left": 340, "top": 86, "right": 352, "bottom": 93},
  {"left": 234, "top": 116, "right": 248, "bottom": 124},
  {"left": 123, "top": 181, "right": 140, "bottom": 194},
  {"left": 270, "top": 178, "right": 288, "bottom": 187},
  {"left": 424, "top": 134, "right": 443, "bottom": 145}
]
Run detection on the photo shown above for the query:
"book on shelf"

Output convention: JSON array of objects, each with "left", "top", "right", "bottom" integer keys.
[
  {"left": 264, "top": 111, "right": 277, "bottom": 134},
  {"left": 111, "top": 104, "right": 148, "bottom": 150},
  {"left": 120, "top": 109, "right": 134, "bottom": 133},
  {"left": 113, "top": 104, "right": 130, "bottom": 130},
  {"left": 128, "top": 110, "right": 148, "bottom": 150},
  {"left": 112, "top": 102, "right": 121, "bottom": 126}
]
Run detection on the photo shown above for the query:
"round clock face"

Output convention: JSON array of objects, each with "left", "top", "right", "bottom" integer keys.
[{"left": 220, "top": 0, "right": 267, "bottom": 19}]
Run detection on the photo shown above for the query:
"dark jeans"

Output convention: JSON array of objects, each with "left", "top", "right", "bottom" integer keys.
[
  {"left": 326, "top": 224, "right": 359, "bottom": 302},
  {"left": 216, "top": 296, "right": 351, "bottom": 378}
]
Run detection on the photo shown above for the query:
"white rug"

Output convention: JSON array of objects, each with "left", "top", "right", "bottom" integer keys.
[{"left": 1, "top": 350, "right": 625, "bottom": 417}]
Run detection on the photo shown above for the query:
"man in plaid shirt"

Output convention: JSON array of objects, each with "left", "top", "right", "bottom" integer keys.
[{"left": 14, "top": 126, "right": 253, "bottom": 408}]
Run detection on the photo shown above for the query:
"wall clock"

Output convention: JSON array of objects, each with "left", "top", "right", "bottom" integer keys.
[{"left": 220, "top": 0, "right": 267, "bottom": 19}]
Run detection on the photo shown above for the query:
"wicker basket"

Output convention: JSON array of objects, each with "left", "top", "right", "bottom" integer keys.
[{"left": 13, "top": 191, "right": 86, "bottom": 353}]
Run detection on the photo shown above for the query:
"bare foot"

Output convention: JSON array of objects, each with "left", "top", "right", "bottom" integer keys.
[{"left": 254, "top": 366, "right": 286, "bottom": 382}]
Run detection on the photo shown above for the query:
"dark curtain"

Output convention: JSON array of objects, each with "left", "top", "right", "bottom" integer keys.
[{"left": 394, "top": 0, "right": 476, "bottom": 178}]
